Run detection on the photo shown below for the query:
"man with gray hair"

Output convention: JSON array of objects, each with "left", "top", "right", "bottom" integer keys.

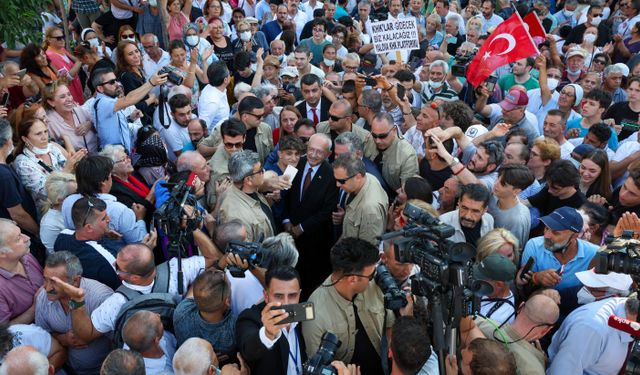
[
  {"left": 252, "top": 84, "right": 280, "bottom": 130},
  {"left": 0, "top": 345, "right": 53, "bottom": 375},
  {"left": 173, "top": 337, "right": 245, "bottom": 375},
  {"left": 603, "top": 64, "right": 628, "bottom": 104},
  {"left": 218, "top": 151, "right": 276, "bottom": 242},
  {"left": 122, "top": 310, "right": 176, "bottom": 374},
  {"left": 316, "top": 99, "right": 374, "bottom": 156},
  {"left": 141, "top": 33, "right": 170, "bottom": 81},
  {"left": 334, "top": 132, "right": 388, "bottom": 191},
  {"left": 414, "top": 60, "right": 459, "bottom": 103},
  {"left": 357, "top": 89, "right": 383, "bottom": 131},
  {"left": 332, "top": 154, "right": 388, "bottom": 245},
  {"left": 100, "top": 349, "right": 145, "bottom": 375},
  {"left": 35, "top": 251, "right": 113, "bottom": 375}
]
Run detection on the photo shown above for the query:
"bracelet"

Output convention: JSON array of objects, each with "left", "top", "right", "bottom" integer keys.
[
  {"left": 69, "top": 299, "right": 85, "bottom": 310},
  {"left": 403, "top": 111, "right": 412, "bottom": 116},
  {"left": 453, "top": 165, "right": 465, "bottom": 176},
  {"left": 149, "top": 80, "right": 157, "bottom": 87},
  {"left": 214, "top": 259, "right": 224, "bottom": 271}
]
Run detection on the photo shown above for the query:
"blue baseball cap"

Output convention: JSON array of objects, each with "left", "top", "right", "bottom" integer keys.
[{"left": 539, "top": 207, "right": 583, "bottom": 233}]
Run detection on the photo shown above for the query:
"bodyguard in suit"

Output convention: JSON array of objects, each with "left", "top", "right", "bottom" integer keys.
[
  {"left": 283, "top": 133, "right": 339, "bottom": 296},
  {"left": 295, "top": 74, "right": 330, "bottom": 124},
  {"left": 236, "top": 266, "right": 307, "bottom": 375}
]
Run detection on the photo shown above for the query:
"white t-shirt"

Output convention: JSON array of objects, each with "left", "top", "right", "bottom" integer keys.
[
  {"left": 480, "top": 291, "right": 516, "bottom": 326},
  {"left": 612, "top": 138, "right": 640, "bottom": 188},
  {"left": 227, "top": 270, "right": 265, "bottom": 316},
  {"left": 111, "top": 0, "right": 140, "bottom": 20},
  {"left": 560, "top": 140, "right": 576, "bottom": 160},
  {"left": 91, "top": 256, "right": 206, "bottom": 333},
  {"left": 7, "top": 324, "right": 51, "bottom": 359}
]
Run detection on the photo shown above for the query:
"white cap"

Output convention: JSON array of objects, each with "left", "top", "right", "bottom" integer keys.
[
  {"left": 280, "top": 66, "right": 299, "bottom": 77},
  {"left": 465, "top": 124, "right": 489, "bottom": 139},
  {"left": 576, "top": 268, "right": 632, "bottom": 291},
  {"left": 614, "top": 63, "right": 630, "bottom": 77}
]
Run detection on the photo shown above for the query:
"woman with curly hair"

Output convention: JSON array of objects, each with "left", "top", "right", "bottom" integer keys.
[
  {"left": 20, "top": 44, "right": 58, "bottom": 93},
  {"left": 43, "top": 27, "right": 85, "bottom": 104}
]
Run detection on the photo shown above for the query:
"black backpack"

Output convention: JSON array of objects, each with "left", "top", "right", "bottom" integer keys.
[{"left": 112, "top": 262, "right": 178, "bottom": 348}]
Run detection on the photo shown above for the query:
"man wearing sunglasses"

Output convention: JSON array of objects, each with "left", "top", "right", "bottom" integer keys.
[
  {"left": 303, "top": 238, "right": 409, "bottom": 375},
  {"left": 206, "top": 119, "right": 247, "bottom": 210},
  {"left": 316, "top": 100, "right": 374, "bottom": 157},
  {"left": 332, "top": 153, "right": 388, "bottom": 245},
  {"left": 364, "top": 113, "right": 418, "bottom": 197}
]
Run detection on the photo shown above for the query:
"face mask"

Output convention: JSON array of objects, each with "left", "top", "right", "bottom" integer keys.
[
  {"left": 323, "top": 58, "right": 335, "bottom": 66},
  {"left": 250, "top": 63, "right": 257, "bottom": 72},
  {"left": 240, "top": 31, "right": 252, "bottom": 42},
  {"left": 447, "top": 36, "right": 457, "bottom": 44},
  {"left": 591, "top": 16, "right": 602, "bottom": 26},
  {"left": 30, "top": 143, "right": 51, "bottom": 155},
  {"left": 567, "top": 68, "right": 582, "bottom": 76},
  {"left": 577, "top": 287, "right": 596, "bottom": 304},
  {"left": 563, "top": 9, "right": 574, "bottom": 17},
  {"left": 87, "top": 37, "right": 100, "bottom": 49},
  {"left": 124, "top": 37, "right": 136, "bottom": 42},
  {"left": 185, "top": 35, "right": 199, "bottom": 47},
  {"left": 547, "top": 77, "right": 559, "bottom": 91},
  {"left": 429, "top": 80, "right": 443, "bottom": 89},
  {"left": 583, "top": 33, "right": 597, "bottom": 43}
]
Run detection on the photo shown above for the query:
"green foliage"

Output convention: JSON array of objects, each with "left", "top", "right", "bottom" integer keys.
[{"left": 0, "top": 0, "right": 52, "bottom": 49}]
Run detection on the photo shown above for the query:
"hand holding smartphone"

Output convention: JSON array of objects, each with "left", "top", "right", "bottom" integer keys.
[{"left": 270, "top": 302, "right": 315, "bottom": 325}]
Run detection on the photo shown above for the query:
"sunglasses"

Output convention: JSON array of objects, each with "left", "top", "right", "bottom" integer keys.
[
  {"left": 121, "top": 33, "right": 136, "bottom": 39},
  {"left": 329, "top": 114, "right": 345, "bottom": 121},
  {"left": 346, "top": 268, "right": 377, "bottom": 281},
  {"left": 224, "top": 141, "right": 244, "bottom": 149},
  {"left": 245, "top": 112, "right": 264, "bottom": 119},
  {"left": 51, "top": 35, "right": 65, "bottom": 41},
  {"left": 99, "top": 78, "right": 119, "bottom": 87},
  {"left": 336, "top": 173, "right": 357, "bottom": 184},
  {"left": 371, "top": 127, "right": 395, "bottom": 139},
  {"left": 593, "top": 59, "right": 606, "bottom": 64},
  {"left": 591, "top": 13, "right": 603, "bottom": 17}
]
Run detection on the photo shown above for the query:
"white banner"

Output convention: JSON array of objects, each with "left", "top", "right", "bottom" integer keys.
[{"left": 370, "top": 17, "right": 420, "bottom": 55}]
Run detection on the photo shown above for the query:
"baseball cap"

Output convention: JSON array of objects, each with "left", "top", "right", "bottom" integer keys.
[
  {"left": 576, "top": 268, "right": 632, "bottom": 291},
  {"left": 263, "top": 55, "right": 281, "bottom": 69},
  {"left": 465, "top": 124, "right": 489, "bottom": 140},
  {"left": 566, "top": 47, "right": 586, "bottom": 60},
  {"left": 572, "top": 143, "right": 595, "bottom": 158},
  {"left": 614, "top": 63, "right": 630, "bottom": 77},
  {"left": 499, "top": 89, "right": 529, "bottom": 111},
  {"left": 539, "top": 206, "right": 583, "bottom": 233},
  {"left": 473, "top": 254, "right": 517, "bottom": 282},
  {"left": 280, "top": 66, "right": 299, "bottom": 77},
  {"left": 245, "top": 17, "right": 259, "bottom": 24}
]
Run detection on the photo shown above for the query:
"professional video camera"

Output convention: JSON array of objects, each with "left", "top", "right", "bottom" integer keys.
[
  {"left": 303, "top": 332, "right": 341, "bottom": 375},
  {"left": 380, "top": 203, "right": 492, "bottom": 374},
  {"left": 375, "top": 263, "right": 408, "bottom": 311},
  {"left": 225, "top": 240, "right": 270, "bottom": 278},
  {"left": 594, "top": 230, "right": 640, "bottom": 280},
  {"left": 451, "top": 48, "right": 478, "bottom": 77}
]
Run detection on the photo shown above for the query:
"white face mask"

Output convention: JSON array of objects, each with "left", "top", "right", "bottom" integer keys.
[
  {"left": 185, "top": 35, "right": 199, "bottom": 47},
  {"left": 577, "top": 287, "right": 596, "bottom": 304},
  {"left": 250, "top": 63, "right": 257, "bottom": 72},
  {"left": 30, "top": 143, "right": 51, "bottom": 155},
  {"left": 591, "top": 16, "right": 602, "bottom": 26},
  {"left": 323, "top": 58, "right": 335, "bottom": 66},
  {"left": 583, "top": 33, "right": 597, "bottom": 44},
  {"left": 547, "top": 77, "right": 559, "bottom": 91},
  {"left": 567, "top": 67, "right": 582, "bottom": 76},
  {"left": 563, "top": 9, "right": 574, "bottom": 17},
  {"left": 124, "top": 37, "right": 136, "bottom": 42},
  {"left": 429, "top": 80, "right": 443, "bottom": 89},
  {"left": 87, "top": 37, "right": 100, "bottom": 49},
  {"left": 240, "top": 31, "right": 252, "bottom": 42}
]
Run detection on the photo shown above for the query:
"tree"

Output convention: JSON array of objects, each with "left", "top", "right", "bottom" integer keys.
[{"left": 0, "top": 0, "right": 53, "bottom": 49}]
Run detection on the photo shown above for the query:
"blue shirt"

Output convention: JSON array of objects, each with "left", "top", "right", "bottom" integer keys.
[
  {"left": 262, "top": 20, "right": 283, "bottom": 44},
  {"left": 521, "top": 236, "right": 598, "bottom": 290},
  {"left": 565, "top": 118, "right": 619, "bottom": 151},
  {"left": 94, "top": 93, "right": 132, "bottom": 153},
  {"left": 547, "top": 298, "right": 634, "bottom": 375}
]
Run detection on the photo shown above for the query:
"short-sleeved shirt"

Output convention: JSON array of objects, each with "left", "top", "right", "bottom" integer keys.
[
  {"left": 497, "top": 74, "right": 540, "bottom": 95},
  {"left": 173, "top": 298, "right": 237, "bottom": 353},
  {"left": 0, "top": 253, "right": 44, "bottom": 322},
  {"left": 94, "top": 92, "right": 132, "bottom": 153},
  {"left": 603, "top": 101, "right": 640, "bottom": 142},
  {"left": 5, "top": 324, "right": 51, "bottom": 360},
  {"left": 0, "top": 164, "right": 37, "bottom": 225},
  {"left": 527, "top": 186, "right": 586, "bottom": 217},
  {"left": 565, "top": 118, "right": 619, "bottom": 151}
]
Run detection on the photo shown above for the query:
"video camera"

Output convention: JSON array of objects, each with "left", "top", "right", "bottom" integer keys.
[
  {"left": 303, "top": 332, "right": 341, "bottom": 375},
  {"left": 380, "top": 203, "right": 492, "bottom": 374},
  {"left": 451, "top": 48, "right": 478, "bottom": 77},
  {"left": 594, "top": 231, "right": 640, "bottom": 280},
  {"left": 225, "top": 240, "right": 269, "bottom": 278},
  {"left": 375, "top": 263, "right": 408, "bottom": 311}
]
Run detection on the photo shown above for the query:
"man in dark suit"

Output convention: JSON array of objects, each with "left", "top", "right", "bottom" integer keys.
[
  {"left": 283, "top": 133, "right": 339, "bottom": 297},
  {"left": 236, "top": 266, "right": 307, "bottom": 375},
  {"left": 295, "top": 74, "right": 330, "bottom": 125}
]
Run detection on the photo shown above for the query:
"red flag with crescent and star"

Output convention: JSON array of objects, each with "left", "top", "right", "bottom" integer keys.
[{"left": 466, "top": 12, "right": 539, "bottom": 87}]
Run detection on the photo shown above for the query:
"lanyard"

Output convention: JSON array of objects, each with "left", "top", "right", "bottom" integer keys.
[{"left": 288, "top": 329, "right": 301, "bottom": 375}]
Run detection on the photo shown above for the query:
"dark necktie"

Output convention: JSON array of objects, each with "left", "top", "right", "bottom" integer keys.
[
  {"left": 311, "top": 107, "right": 319, "bottom": 124},
  {"left": 302, "top": 168, "right": 312, "bottom": 196}
]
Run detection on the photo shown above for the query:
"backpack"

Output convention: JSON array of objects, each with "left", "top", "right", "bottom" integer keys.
[{"left": 112, "top": 262, "right": 178, "bottom": 348}]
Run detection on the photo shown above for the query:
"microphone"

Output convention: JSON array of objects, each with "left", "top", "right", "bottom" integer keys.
[
  {"left": 179, "top": 172, "right": 198, "bottom": 213},
  {"left": 608, "top": 315, "right": 640, "bottom": 337}
]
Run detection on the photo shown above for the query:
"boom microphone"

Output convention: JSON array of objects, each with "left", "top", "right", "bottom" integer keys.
[{"left": 608, "top": 315, "right": 640, "bottom": 337}]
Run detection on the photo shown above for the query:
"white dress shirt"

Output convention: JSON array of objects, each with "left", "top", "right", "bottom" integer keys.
[
  {"left": 199, "top": 84, "right": 231, "bottom": 131},
  {"left": 259, "top": 323, "right": 303, "bottom": 375}
]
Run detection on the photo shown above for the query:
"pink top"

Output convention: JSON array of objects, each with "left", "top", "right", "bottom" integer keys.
[
  {"left": 46, "top": 106, "right": 98, "bottom": 153},
  {"left": 46, "top": 49, "right": 85, "bottom": 104},
  {"left": 168, "top": 12, "right": 190, "bottom": 42},
  {"left": 0, "top": 253, "right": 44, "bottom": 322}
]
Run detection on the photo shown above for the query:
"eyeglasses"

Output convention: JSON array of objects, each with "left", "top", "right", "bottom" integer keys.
[
  {"left": 591, "top": 13, "right": 603, "bottom": 17},
  {"left": 245, "top": 112, "right": 264, "bottom": 119},
  {"left": 51, "top": 35, "right": 65, "bottom": 41},
  {"left": 371, "top": 127, "right": 395, "bottom": 139},
  {"left": 249, "top": 168, "right": 265, "bottom": 177},
  {"left": 224, "top": 141, "right": 244, "bottom": 149},
  {"left": 99, "top": 78, "right": 119, "bottom": 87},
  {"left": 560, "top": 90, "right": 576, "bottom": 97},
  {"left": 344, "top": 65, "right": 359, "bottom": 71},
  {"left": 115, "top": 155, "right": 130, "bottom": 164},
  {"left": 312, "top": 28, "right": 325, "bottom": 32},
  {"left": 346, "top": 268, "right": 377, "bottom": 281},
  {"left": 593, "top": 59, "right": 606, "bottom": 65},
  {"left": 329, "top": 114, "right": 345, "bottom": 121},
  {"left": 121, "top": 33, "right": 136, "bottom": 39},
  {"left": 335, "top": 173, "right": 357, "bottom": 184}
]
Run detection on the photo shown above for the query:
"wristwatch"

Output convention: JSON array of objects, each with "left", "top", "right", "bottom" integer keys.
[
  {"left": 449, "top": 157, "right": 460, "bottom": 168},
  {"left": 69, "top": 299, "right": 85, "bottom": 310}
]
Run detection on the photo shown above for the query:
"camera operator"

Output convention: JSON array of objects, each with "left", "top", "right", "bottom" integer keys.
[
  {"left": 302, "top": 237, "right": 412, "bottom": 375},
  {"left": 388, "top": 316, "right": 435, "bottom": 375},
  {"left": 458, "top": 294, "right": 559, "bottom": 374},
  {"left": 547, "top": 292, "right": 640, "bottom": 374},
  {"left": 438, "top": 183, "right": 494, "bottom": 247},
  {"left": 474, "top": 253, "right": 518, "bottom": 325},
  {"left": 445, "top": 338, "right": 517, "bottom": 375},
  {"left": 380, "top": 240, "right": 419, "bottom": 289},
  {"left": 235, "top": 265, "right": 307, "bottom": 375},
  {"left": 92, "top": 68, "right": 167, "bottom": 153}
]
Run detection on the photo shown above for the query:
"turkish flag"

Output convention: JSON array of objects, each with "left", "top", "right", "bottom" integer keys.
[
  {"left": 466, "top": 13, "right": 539, "bottom": 87},
  {"left": 523, "top": 12, "right": 546, "bottom": 45}
]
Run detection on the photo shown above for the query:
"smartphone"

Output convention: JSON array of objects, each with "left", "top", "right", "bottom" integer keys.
[
  {"left": 1, "top": 93, "right": 8, "bottom": 107},
  {"left": 271, "top": 302, "right": 315, "bottom": 325},
  {"left": 485, "top": 75, "right": 498, "bottom": 93},
  {"left": 364, "top": 76, "right": 377, "bottom": 86},
  {"left": 520, "top": 257, "right": 535, "bottom": 281},
  {"left": 15, "top": 69, "right": 27, "bottom": 78},
  {"left": 396, "top": 83, "right": 406, "bottom": 100}
]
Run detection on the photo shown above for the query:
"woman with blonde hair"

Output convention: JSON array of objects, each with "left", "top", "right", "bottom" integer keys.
[
  {"left": 475, "top": 228, "right": 520, "bottom": 265},
  {"left": 40, "top": 171, "right": 77, "bottom": 253}
]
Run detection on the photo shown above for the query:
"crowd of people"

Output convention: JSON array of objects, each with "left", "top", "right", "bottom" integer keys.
[{"left": 2, "top": 0, "right": 640, "bottom": 373}]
